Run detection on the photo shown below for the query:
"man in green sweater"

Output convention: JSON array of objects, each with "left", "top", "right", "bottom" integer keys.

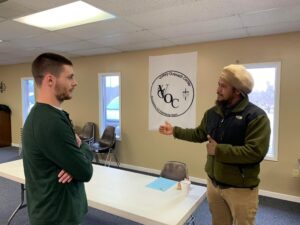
[
  {"left": 23, "top": 53, "right": 93, "bottom": 225},
  {"left": 159, "top": 64, "right": 270, "bottom": 225}
]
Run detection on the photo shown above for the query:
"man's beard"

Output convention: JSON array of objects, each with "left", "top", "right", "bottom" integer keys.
[
  {"left": 215, "top": 99, "right": 229, "bottom": 107},
  {"left": 55, "top": 92, "right": 71, "bottom": 103},
  {"left": 55, "top": 85, "right": 72, "bottom": 103}
]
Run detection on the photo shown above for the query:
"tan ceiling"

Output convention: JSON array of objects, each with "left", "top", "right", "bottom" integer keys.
[{"left": 0, "top": 0, "right": 300, "bottom": 65}]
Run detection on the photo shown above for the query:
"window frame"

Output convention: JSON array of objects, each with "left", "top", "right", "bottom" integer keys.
[
  {"left": 21, "top": 77, "right": 35, "bottom": 124},
  {"left": 245, "top": 62, "right": 281, "bottom": 161},
  {"left": 98, "top": 72, "right": 121, "bottom": 140}
]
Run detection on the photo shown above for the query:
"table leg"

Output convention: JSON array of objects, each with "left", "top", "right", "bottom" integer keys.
[
  {"left": 7, "top": 184, "right": 27, "bottom": 225},
  {"left": 186, "top": 215, "right": 195, "bottom": 225}
]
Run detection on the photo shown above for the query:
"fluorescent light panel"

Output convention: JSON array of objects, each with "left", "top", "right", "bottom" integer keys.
[{"left": 14, "top": 1, "right": 115, "bottom": 31}]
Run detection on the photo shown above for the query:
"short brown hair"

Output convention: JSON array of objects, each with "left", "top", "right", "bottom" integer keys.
[{"left": 32, "top": 53, "right": 72, "bottom": 86}]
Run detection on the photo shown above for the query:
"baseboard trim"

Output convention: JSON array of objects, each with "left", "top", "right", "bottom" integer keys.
[
  {"left": 104, "top": 160, "right": 299, "bottom": 203},
  {"left": 259, "top": 190, "right": 300, "bottom": 203}
]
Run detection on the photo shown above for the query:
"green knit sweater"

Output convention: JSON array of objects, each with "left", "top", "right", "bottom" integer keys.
[
  {"left": 173, "top": 97, "right": 271, "bottom": 188},
  {"left": 23, "top": 103, "right": 93, "bottom": 225}
]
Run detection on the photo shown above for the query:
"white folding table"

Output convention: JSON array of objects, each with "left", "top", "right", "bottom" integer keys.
[{"left": 0, "top": 160, "right": 206, "bottom": 225}]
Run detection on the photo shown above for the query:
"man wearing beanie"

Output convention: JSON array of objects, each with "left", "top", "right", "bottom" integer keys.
[{"left": 159, "top": 64, "right": 270, "bottom": 225}]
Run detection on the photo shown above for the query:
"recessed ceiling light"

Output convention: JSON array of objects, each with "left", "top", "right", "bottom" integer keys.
[{"left": 14, "top": 1, "right": 115, "bottom": 31}]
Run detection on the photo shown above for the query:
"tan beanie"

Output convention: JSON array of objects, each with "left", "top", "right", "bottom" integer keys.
[{"left": 220, "top": 64, "right": 254, "bottom": 96}]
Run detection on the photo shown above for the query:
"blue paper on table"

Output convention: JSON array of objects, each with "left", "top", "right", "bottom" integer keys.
[{"left": 146, "top": 177, "right": 177, "bottom": 192}]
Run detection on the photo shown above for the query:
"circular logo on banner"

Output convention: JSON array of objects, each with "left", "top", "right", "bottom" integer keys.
[{"left": 150, "top": 70, "right": 194, "bottom": 117}]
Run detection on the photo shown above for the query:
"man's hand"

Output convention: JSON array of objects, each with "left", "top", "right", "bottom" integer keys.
[
  {"left": 206, "top": 135, "right": 217, "bottom": 155},
  {"left": 58, "top": 170, "right": 73, "bottom": 183},
  {"left": 159, "top": 121, "right": 174, "bottom": 135},
  {"left": 75, "top": 134, "right": 82, "bottom": 147}
]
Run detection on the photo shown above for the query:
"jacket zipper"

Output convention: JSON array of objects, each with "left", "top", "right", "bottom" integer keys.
[{"left": 212, "top": 117, "right": 224, "bottom": 178}]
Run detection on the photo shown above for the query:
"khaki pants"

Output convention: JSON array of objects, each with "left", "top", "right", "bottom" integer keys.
[{"left": 207, "top": 178, "right": 259, "bottom": 225}]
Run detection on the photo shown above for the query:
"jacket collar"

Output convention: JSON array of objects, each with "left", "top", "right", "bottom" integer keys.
[{"left": 215, "top": 95, "right": 249, "bottom": 116}]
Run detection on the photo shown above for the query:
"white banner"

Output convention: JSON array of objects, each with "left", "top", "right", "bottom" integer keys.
[{"left": 149, "top": 52, "right": 197, "bottom": 130}]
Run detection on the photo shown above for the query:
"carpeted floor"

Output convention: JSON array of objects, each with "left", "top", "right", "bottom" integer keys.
[{"left": 0, "top": 147, "right": 299, "bottom": 225}]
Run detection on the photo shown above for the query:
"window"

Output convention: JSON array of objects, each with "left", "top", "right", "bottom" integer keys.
[
  {"left": 21, "top": 78, "right": 35, "bottom": 124},
  {"left": 98, "top": 73, "right": 121, "bottom": 139},
  {"left": 245, "top": 62, "right": 281, "bottom": 161}
]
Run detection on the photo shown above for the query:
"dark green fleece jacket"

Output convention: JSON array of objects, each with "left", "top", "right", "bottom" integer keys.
[
  {"left": 174, "top": 96, "right": 270, "bottom": 188},
  {"left": 23, "top": 103, "right": 93, "bottom": 225}
]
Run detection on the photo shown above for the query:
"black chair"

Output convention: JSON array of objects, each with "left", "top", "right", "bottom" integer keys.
[
  {"left": 91, "top": 126, "right": 119, "bottom": 167},
  {"left": 160, "top": 161, "right": 188, "bottom": 181},
  {"left": 79, "top": 122, "right": 96, "bottom": 146}
]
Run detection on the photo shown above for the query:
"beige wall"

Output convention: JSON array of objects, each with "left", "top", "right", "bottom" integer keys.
[{"left": 0, "top": 32, "right": 299, "bottom": 197}]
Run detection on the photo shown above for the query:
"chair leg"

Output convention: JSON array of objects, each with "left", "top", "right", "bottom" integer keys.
[
  {"left": 100, "top": 148, "right": 119, "bottom": 167},
  {"left": 104, "top": 151, "right": 110, "bottom": 167},
  {"left": 108, "top": 149, "right": 113, "bottom": 166},
  {"left": 93, "top": 152, "right": 100, "bottom": 164},
  {"left": 113, "top": 152, "right": 120, "bottom": 167}
]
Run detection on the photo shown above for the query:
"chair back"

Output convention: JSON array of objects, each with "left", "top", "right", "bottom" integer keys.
[
  {"left": 99, "top": 126, "right": 116, "bottom": 147},
  {"left": 160, "top": 161, "right": 188, "bottom": 181},
  {"left": 79, "top": 122, "right": 96, "bottom": 146},
  {"left": 80, "top": 122, "right": 95, "bottom": 139}
]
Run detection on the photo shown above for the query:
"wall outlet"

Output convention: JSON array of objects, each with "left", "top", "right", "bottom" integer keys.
[{"left": 292, "top": 169, "right": 300, "bottom": 177}]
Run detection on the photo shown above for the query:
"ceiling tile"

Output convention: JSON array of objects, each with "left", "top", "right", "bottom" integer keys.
[
  {"left": 0, "top": 20, "right": 47, "bottom": 40},
  {"left": 85, "top": 0, "right": 186, "bottom": 17},
  {"left": 10, "top": 32, "right": 79, "bottom": 48},
  {"left": 0, "top": 47, "right": 51, "bottom": 65},
  {"left": 125, "top": 0, "right": 234, "bottom": 29},
  {"left": 151, "top": 16, "right": 243, "bottom": 38},
  {"left": 45, "top": 40, "right": 104, "bottom": 52},
  {"left": 116, "top": 39, "right": 175, "bottom": 52},
  {"left": 0, "top": 41, "right": 28, "bottom": 53},
  {"left": 217, "top": 0, "right": 300, "bottom": 15},
  {"left": 88, "top": 30, "right": 163, "bottom": 47},
  {"left": 223, "top": 0, "right": 278, "bottom": 14},
  {"left": 247, "top": 20, "right": 300, "bottom": 37},
  {"left": 10, "top": 0, "right": 75, "bottom": 11},
  {"left": 0, "top": 0, "right": 36, "bottom": 19},
  {"left": 56, "top": 18, "right": 141, "bottom": 40},
  {"left": 70, "top": 47, "right": 120, "bottom": 56},
  {"left": 267, "top": 0, "right": 300, "bottom": 8},
  {"left": 171, "top": 28, "right": 248, "bottom": 45},
  {"left": 241, "top": 4, "right": 300, "bottom": 27}
]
